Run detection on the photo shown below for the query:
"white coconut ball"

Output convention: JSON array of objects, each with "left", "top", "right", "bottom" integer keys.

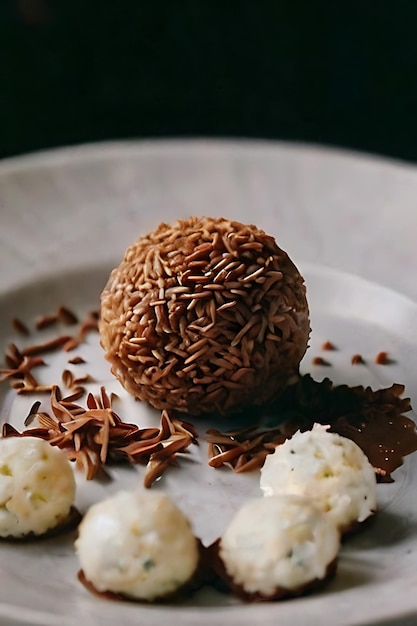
[
  {"left": 0, "top": 436, "right": 76, "bottom": 538},
  {"left": 75, "top": 490, "right": 200, "bottom": 601},
  {"left": 219, "top": 494, "right": 340, "bottom": 597},
  {"left": 260, "top": 425, "right": 377, "bottom": 532}
]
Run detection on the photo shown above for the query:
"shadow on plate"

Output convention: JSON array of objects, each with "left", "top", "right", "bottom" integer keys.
[{"left": 345, "top": 509, "right": 417, "bottom": 550}]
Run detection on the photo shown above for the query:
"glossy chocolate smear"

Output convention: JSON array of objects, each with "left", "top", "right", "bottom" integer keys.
[{"left": 268, "top": 375, "right": 417, "bottom": 482}]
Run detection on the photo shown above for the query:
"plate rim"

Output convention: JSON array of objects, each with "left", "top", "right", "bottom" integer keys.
[{"left": 1, "top": 137, "right": 415, "bottom": 175}]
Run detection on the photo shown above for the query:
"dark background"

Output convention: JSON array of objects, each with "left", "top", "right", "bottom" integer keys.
[{"left": 2, "top": 1, "right": 417, "bottom": 162}]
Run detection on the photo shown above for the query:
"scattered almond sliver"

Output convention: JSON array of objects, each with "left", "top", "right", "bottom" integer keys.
[{"left": 2, "top": 385, "right": 198, "bottom": 488}]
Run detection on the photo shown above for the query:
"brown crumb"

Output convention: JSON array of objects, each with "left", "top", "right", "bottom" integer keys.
[
  {"left": 351, "top": 354, "right": 365, "bottom": 365},
  {"left": 4, "top": 343, "right": 24, "bottom": 368},
  {"left": 36, "top": 306, "right": 79, "bottom": 329},
  {"left": 12, "top": 318, "right": 30, "bottom": 336},
  {"left": 61, "top": 369, "right": 74, "bottom": 388},
  {"left": 0, "top": 307, "right": 101, "bottom": 394},
  {"left": 321, "top": 341, "right": 336, "bottom": 351},
  {"left": 21, "top": 335, "right": 73, "bottom": 356},
  {"left": 312, "top": 356, "right": 331, "bottom": 366},
  {"left": 35, "top": 314, "right": 59, "bottom": 330},
  {"left": 73, "top": 374, "right": 95, "bottom": 386},
  {"left": 207, "top": 426, "right": 284, "bottom": 473},
  {"left": 68, "top": 356, "right": 86, "bottom": 365},
  {"left": 58, "top": 306, "right": 79, "bottom": 325},
  {"left": 375, "top": 351, "right": 391, "bottom": 365}
]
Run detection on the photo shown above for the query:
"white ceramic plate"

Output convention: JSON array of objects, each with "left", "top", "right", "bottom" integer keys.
[{"left": 1, "top": 140, "right": 417, "bottom": 626}]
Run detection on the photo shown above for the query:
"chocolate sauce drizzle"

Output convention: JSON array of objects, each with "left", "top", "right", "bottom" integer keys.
[
  {"left": 211, "top": 375, "right": 417, "bottom": 482},
  {"left": 267, "top": 375, "right": 417, "bottom": 481}
]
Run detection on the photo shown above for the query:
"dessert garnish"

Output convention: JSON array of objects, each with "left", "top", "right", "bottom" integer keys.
[
  {"left": 322, "top": 340, "right": 337, "bottom": 350},
  {"left": 11, "top": 317, "right": 30, "bottom": 336},
  {"left": 1, "top": 292, "right": 416, "bottom": 484},
  {"left": 205, "top": 374, "right": 417, "bottom": 482},
  {"left": 2, "top": 385, "right": 198, "bottom": 486},
  {"left": 375, "top": 351, "right": 390, "bottom": 365},
  {"left": 311, "top": 356, "right": 331, "bottom": 366},
  {"left": 99, "top": 216, "right": 310, "bottom": 415},
  {"left": 207, "top": 424, "right": 285, "bottom": 473}
]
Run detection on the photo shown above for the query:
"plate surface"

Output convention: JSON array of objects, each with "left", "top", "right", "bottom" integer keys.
[{"left": 1, "top": 140, "right": 417, "bottom": 626}]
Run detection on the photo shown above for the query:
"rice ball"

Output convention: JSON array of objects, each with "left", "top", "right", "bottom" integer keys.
[
  {"left": 217, "top": 495, "right": 340, "bottom": 599},
  {"left": 75, "top": 490, "right": 200, "bottom": 601},
  {"left": 260, "top": 425, "right": 377, "bottom": 532},
  {"left": 100, "top": 216, "right": 310, "bottom": 415},
  {"left": 0, "top": 436, "right": 76, "bottom": 538}
]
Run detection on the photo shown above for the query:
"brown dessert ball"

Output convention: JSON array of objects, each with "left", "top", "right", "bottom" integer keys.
[{"left": 99, "top": 216, "right": 310, "bottom": 415}]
